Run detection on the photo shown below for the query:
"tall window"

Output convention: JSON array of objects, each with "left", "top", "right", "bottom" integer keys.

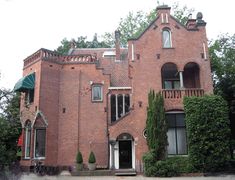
[
  {"left": 34, "top": 129, "right": 46, "bottom": 158},
  {"left": 24, "top": 121, "right": 31, "bottom": 158},
  {"left": 162, "top": 29, "right": 172, "bottom": 48},
  {"left": 92, "top": 84, "right": 103, "bottom": 102},
  {"left": 166, "top": 113, "right": 187, "bottom": 155},
  {"left": 111, "top": 94, "right": 130, "bottom": 122}
]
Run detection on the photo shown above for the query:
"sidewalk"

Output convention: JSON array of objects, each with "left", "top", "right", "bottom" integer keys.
[{"left": 20, "top": 173, "right": 235, "bottom": 180}]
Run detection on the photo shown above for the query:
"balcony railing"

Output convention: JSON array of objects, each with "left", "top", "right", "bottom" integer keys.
[{"left": 162, "top": 88, "right": 204, "bottom": 99}]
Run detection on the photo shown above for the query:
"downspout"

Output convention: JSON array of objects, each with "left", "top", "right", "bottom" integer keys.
[{"left": 106, "top": 89, "right": 111, "bottom": 169}]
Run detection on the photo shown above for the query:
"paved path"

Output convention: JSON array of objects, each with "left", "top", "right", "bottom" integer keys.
[{"left": 20, "top": 173, "right": 235, "bottom": 180}]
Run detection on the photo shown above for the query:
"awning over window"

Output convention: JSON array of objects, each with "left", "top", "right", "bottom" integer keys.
[{"left": 13, "top": 72, "right": 35, "bottom": 92}]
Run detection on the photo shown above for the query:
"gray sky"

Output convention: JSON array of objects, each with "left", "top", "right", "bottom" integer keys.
[{"left": 0, "top": 0, "right": 234, "bottom": 89}]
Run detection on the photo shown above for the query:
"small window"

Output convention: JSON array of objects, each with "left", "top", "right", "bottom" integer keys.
[
  {"left": 25, "top": 89, "right": 34, "bottom": 104},
  {"left": 34, "top": 129, "right": 46, "bottom": 158},
  {"left": 162, "top": 29, "right": 172, "bottom": 48},
  {"left": 24, "top": 121, "right": 31, "bottom": 158},
  {"left": 92, "top": 84, "right": 103, "bottom": 102}
]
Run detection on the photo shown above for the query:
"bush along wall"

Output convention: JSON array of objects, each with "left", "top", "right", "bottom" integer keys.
[{"left": 184, "top": 95, "right": 231, "bottom": 172}]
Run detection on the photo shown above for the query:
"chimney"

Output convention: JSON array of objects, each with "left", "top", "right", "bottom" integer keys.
[
  {"left": 196, "top": 12, "right": 206, "bottom": 27},
  {"left": 156, "top": 5, "right": 171, "bottom": 23},
  {"left": 68, "top": 39, "right": 76, "bottom": 55},
  {"left": 115, "top": 30, "right": 121, "bottom": 60}
]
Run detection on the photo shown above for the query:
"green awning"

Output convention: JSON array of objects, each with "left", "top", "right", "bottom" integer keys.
[{"left": 14, "top": 72, "right": 35, "bottom": 92}]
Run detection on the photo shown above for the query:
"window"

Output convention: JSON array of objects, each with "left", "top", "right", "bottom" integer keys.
[
  {"left": 166, "top": 113, "right": 187, "bottom": 155},
  {"left": 92, "top": 85, "right": 103, "bottom": 102},
  {"left": 162, "top": 29, "right": 172, "bottom": 48},
  {"left": 111, "top": 94, "right": 130, "bottom": 122},
  {"left": 24, "top": 121, "right": 31, "bottom": 158},
  {"left": 161, "top": 63, "right": 180, "bottom": 89},
  {"left": 25, "top": 89, "right": 34, "bottom": 104},
  {"left": 34, "top": 129, "right": 46, "bottom": 158}
]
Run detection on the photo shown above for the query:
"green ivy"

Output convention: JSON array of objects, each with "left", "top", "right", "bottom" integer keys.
[{"left": 184, "top": 95, "right": 231, "bottom": 172}]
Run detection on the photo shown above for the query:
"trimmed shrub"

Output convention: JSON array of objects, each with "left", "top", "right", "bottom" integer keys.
[
  {"left": 154, "top": 160, "right": 178, "bottom": 177},
  {"left": 184, "top": 95, "right": 231, "bottom": 172},
  {"left": 76, "top": 151, "right": 83, "bottom": 164},
  {"left": 88, "top": 151, "right": 96, "bottom": 164},
  {"left": 142, "top": 150, "right": 156, "bottom": 176}
]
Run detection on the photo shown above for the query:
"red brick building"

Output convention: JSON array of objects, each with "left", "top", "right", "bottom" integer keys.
[{"left": 14, "top": 6, "right": 213, "bottom": 172}]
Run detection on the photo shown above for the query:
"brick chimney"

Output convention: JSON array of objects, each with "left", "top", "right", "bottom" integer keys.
[
  {"left": 115, "top": 30, "right": 121, "bottom": 60},
  {"left": 156, "top": 5, "right": 171, "bottom": 23}
]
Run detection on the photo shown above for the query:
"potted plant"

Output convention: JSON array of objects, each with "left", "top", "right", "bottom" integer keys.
[
  {"left": 76, "top": 151, "right": 83, "bottom": 171},
  {"left": 88, "top": 151, "right": 96, "bottom": 170}
]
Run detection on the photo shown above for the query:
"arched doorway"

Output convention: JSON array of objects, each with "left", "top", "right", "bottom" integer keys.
[{"left": 115, "top": 133, "right": 134, "bottom": 169}]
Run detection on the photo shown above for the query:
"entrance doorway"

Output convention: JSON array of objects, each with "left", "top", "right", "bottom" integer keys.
[{"left": 119, "top": 140, "right": 132, "bottom": 168}]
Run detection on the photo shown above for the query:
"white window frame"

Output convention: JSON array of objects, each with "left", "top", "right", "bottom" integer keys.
[
  {"left": 34, "top": 128, "right": 46, "bottom": 159},
  {"left": 92, "top": 84, "right": 103, "bottom": 102},
  {"left": 24, "top": 125, "right": 31, "bottom": 159},
  {"left": 162, "top": 29, "right": 172, "bottom": 48}
]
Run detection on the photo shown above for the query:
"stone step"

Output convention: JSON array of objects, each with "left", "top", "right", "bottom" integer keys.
[{"left": 115, "top": 169, "right": 137, "bottom": 176}]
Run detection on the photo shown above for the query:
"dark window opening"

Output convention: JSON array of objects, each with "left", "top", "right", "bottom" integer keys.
[
  {"left": 161, "top": 63, "right": 180, "bottom": 89},
  {"left": 92, "top": 84, "right": 102, "bottom": 102},
  {"left": 118, "top": 94, "right": 123, "bottom": 118},
  {"left": 24, "top": 121, "right": 31, "bottom": 158},
  {"left": 125, "top": 94, "right": 130, "bottom": 113},
  {"left": 111, "top": 95, "right": 116, "bottom": 122},
  {"left": 25, "top": 89, "right": 34, "bottom": 104}
]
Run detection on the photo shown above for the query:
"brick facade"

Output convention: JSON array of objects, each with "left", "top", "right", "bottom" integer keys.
[{"left": 16, "top": 6, "right": 213, "bottom": 172}]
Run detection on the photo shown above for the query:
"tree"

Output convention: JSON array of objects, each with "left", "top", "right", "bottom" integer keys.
[
  {"left": 209, "top": 33, "right": 235, "bottom": 142},
  {"left": 146, "top": 90, "right": 167, "bottom": 160},
  {"left": 102, "top": 2, "right": 194, "bottom": 47},
  {"left": 0, "top": 89, "right": 21, "bottom": 169},
  {"left": 56, "top": 33, "right": 111, "bottom": 55}
]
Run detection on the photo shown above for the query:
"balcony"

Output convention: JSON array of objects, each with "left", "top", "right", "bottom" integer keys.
[{"left": 162, "top": 88, "right": 204, "bottom": 99}]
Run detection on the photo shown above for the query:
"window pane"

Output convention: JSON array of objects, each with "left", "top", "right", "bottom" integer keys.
[
  {"left": 117, "top": 94, "right": 123, "bottom": 118},
  {"left": 125, "top": 94, "right": 130, "bottom": 113},
  {"left": 173, "top": 81, "right": 180, "bottom": 89},
  {"left": 92, "top": 86, "right": 102, "bottom": 101},
  {"left": 163, "top": 30, "right": 171, "bottom": 48},
  {"left": 176, "top": 114, "right": 185, "bottom": 127},
  {"left": 164, "top": 81, "right": 172, "bottom": 89},
  {"left": 167, "top": 129, "right": 176, "bottom": 154},
  {"left": 166, "top": 114, "right": 175, "bottom": 128},
  {"left": 35, "top": 129, "right": 46, "bottom": 158},
  {"left": 25, "top": 129, "right": 31, "bottom": 157},
  {"left": 177, "top": 128, "right": 187, "bottom": 154},
  {"left": 111, "top": 95, "right": 116, "bottom": 122}
]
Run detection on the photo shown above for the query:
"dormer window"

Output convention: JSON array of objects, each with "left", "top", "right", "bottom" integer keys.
[{"left": 162, "top": 29, "right": 172, "bottom": 48}]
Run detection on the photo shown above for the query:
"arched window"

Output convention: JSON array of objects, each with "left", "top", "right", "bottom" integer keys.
[
  {"left": 161, "top": 63, "right": 180, "bottom": 89},
  {"left": 162, "top": 29, "right": 172, "bottom": 48},
  {"left": 24, "top": 120, "right": 31, "bottom": 158}
]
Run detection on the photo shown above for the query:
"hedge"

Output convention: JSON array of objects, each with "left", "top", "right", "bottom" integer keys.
[{"left": 184, "top": 95, "right": 231, "bottom": 172}]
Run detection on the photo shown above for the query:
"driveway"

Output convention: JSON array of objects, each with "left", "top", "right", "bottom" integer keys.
[{"left": 20, "top": 173, "right": 235, "bottom": 180}]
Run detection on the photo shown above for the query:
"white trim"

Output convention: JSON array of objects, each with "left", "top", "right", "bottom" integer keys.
[
  {"left": 114, "top": 142, "right": 119, "bottom": 169},
  {"left": 166, "top": 111, "right": 184, "bottom": 114},
  {"left": 165, "top": 13, "right": 169, "bottom": 23},
  {"left": 32, "top": 110, "right": 48, "bottom": 128},
  {"left": 24, "top": 127, "right": 31, "bottom": 159},
  {"left": 131, "top": 43, "right": 134, "bottom": 61},
  {"left": 108, "top": 87, "right": 132, "bottom": 90},
  {"left": 161, "top": 13, "right": 164, "bottom": 23},
  {"left": 203, "top": 42, "right": 207, "bottom": 59}
]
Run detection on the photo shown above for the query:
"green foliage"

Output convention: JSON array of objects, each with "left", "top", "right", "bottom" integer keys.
[
  {"left": 154, "top": 160, "right": 178, "bottom": 177},
  {"left": 142, "top": 150, "right": 156, "bottom": 176},
  {"left": 146, "top": 90, "right": 167, "bottom": 160},
  {"left": 209, "top": 33, "right": 235, "bottom": 101},
  {"left": 56, "top": 34, "right": 111, "bottom": 55},
  {"left": 88, "top": 151, "right": 96, "bottom": 164},
  {"left": 184, "top": 95, "right": 231, "bottom": 172},
  {"left": 0, "top": 89, "right": 21, "bottom": 166},
  {"left": 76, "top": 151, "right": 83, "bottom": 164}
]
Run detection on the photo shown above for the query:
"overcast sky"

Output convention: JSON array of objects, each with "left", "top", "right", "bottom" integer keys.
[{"left": 0, "top": 0, "right": 234, "bottom": 89}]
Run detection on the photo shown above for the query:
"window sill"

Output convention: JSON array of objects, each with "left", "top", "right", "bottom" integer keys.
[
  {"left": 33, "top": 157, "right": 45, "bottom": 160},
  {"left": 168, "top": 154, "right": 188, "bottom": 157},
  {"left": 162, "top": 47, "right": 175, "bottom": 49},
  {"left": 23, "top": 157, "right": 31, "bottom": 160},
  {"left": 92, "top": 100, "right": 103, "bottom": 103}
]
